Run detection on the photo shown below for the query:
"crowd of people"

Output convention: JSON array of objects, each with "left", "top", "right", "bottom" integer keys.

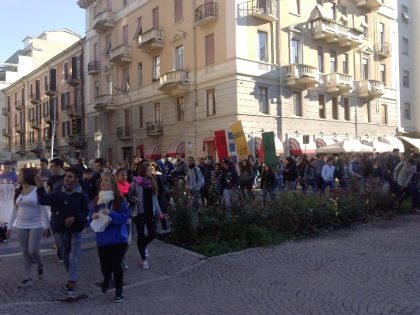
[{"left": 3, "top": 148, "right": 419, "bottom": 303}]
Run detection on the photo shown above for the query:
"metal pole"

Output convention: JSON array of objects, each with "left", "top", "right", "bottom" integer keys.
[
  {"left": 50, "top": 120, "right": 55, "bottom": 160},
  {"left": 96, "top": 142, "right": 100, "bottom": 158}
]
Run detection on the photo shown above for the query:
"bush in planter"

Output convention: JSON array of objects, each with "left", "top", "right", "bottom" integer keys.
[
  {"left": 168, "top": 192, "right": 196, "bottom": 246},
  {"left": 335, "top": 192, "right": 369, "bottom": 226}
]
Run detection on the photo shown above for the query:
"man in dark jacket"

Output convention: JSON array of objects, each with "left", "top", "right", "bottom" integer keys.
[{"left": 35, "top": 167, "right": 89, "bottom": 302}]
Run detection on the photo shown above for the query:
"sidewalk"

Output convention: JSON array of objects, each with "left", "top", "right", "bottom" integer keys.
[{"left": 2, "top": 215, "right": 420, "bottom": 314}]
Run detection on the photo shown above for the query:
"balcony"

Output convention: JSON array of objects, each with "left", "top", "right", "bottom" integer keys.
[
  {"left": 68, "top": 74, "right": 82, "bottom": 87},
  {"left": 311, "top": 18, "right": 365, "bottom": 48},
  {"left": 67, "top": 104, "right": 83, "bottom": 117},
  {"left": 146, "top": 121, "right": 163, "bottom": 136},
  {"left": 2, "top": 107, "right": 10, "bottom": 116},
  {"left": 321, "top": 73, "right": 353, "bottom": 94},
  {"left": 137, "top": 29, "right": 163, "bottom": 53},
  {"left": 28, "top": 142, "right": 43, "bottom": 152},
  {"left": 30, "top": 120, "right": 42, "bottom": 130},
  {"left": 93, "top": 10, "right": 115, "bottom": 33},
  {"left": 44, "top": 83, "right": 57, "bottom": 97},
  {"left": 43, "top": 112, "right": 51, "bottom": 123},
  {"left": 14, "top": 145, "right": 25, "bottom": 155},
  {"left": 68, "top": 135, "right": 85, "bottom": 149},
  {"left": 283, "top": 64, "right": 319, "bottom": 90},
  {"left": 109, "top": 44, "right": 132, "bottom": 65},
  {"left": 159, "top": 70, "right": 190, "bottom": 96},
  {"left": 355, "top": 0, "right": 382, "bottom": 11},
  {"left": 2, "top": 128, "right": 11, "bottom": 137},
  {"left": 29, "top": 93, "right": 41, "bottom": 105},
  {"left": 117, "top": 126, "right": 132, "bottom": 140},
  {"left": 375, "top": 42, "right": 392, "bottom": 58},
  {"left": 15, "top": 100, "right": 25, "bottom": 111},
  {"left": 353, "top": 80, "right": 384, "bottom": 99},
  {"left": 88, "top": 60, "right": 100, "bottom": 75},
  {"left": 15, "top": 124, "right": 25, "bottom": 134},
  {"left": 94, "top": 95, "right": 114, "bottom": 112},
  {"left": 195, "top": 2, "right": 218, "bottom": 26},
  {"left": 238, "top": 0, "right": 277, "bottom": 22}
]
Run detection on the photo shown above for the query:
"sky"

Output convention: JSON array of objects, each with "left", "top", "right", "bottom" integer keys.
[{"left": 0, "top": 0, "right": 85, "bottom": 62}]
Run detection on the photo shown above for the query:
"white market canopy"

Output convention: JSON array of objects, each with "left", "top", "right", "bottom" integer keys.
[
  {"left": 362, "top": 140, "right": 393, "bottom": 153},
  {"left": 316, "top": 139, "right": 374, "bottom": 154}
]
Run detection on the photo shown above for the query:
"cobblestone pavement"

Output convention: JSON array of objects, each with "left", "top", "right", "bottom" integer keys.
[{"left": 2, "top": 215, "right": 420, "bottom": 315}]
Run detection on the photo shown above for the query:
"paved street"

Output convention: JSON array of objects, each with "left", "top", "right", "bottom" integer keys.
[{"left": 2, "top": 215, "right": 420, "bottom": 315}]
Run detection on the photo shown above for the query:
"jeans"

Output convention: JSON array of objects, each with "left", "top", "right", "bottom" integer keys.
[
  {"left": 56, "top": 232, "right": 82, "bottom": 283},
  {"left": 322, "top": 180, "right": 334, "bottom": 191},
  {"left": 276, "top": 178, "right": 284, "bottom": 192},
  {"left": 98, "top": 243, "right": 127, "bottom": 291},
  {"left": 306, "top": 179, "right": 318, "bottom": 194},
  {"left": 134, "top": 213, "right": 156, "bottom": 260},
  {"left": 285, "top": 180, "right": 297, "bottom": 191},
  {"left": 262, "top": 187, "right": 276, "bottom": 205},
  {"left": 223, "top": 189, "right": 232, "bottom": 209},
  {"left": 17, "top": 228, "right": 43, "bottom": 279}
]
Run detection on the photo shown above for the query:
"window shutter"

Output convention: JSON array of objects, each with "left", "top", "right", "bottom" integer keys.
[{"left": 205, "top": 33, "right": 215, "bottom": 66}]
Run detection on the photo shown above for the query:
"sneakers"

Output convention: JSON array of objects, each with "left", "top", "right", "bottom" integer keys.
[
  {"left": 114, "top": 290, "right": 124, "bottom": 303},
  {"left": 38, "top": 265, "right": 44, "bottom": 280},
  {"left": 122, "top": 259, "right": 128, "bottom": 271},
  {"left": 145, "top": 248, "right": 149, "bottom": 257},
  {"left": 65, "top": 289, "right": 76, "bottom": 302},
  {"left": 141, "top": 260, "right": 149, "bottom": 270},
  {"left": 18, "top": 279, "right": 33, "bottom": 289}
]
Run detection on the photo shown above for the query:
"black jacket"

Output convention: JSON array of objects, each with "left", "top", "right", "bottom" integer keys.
[
  {"left": 37, "top": 186, "right": 89, "bottom": 233},
  {"left": 261, "top": 171, "right": 276, "bottom": 189}
]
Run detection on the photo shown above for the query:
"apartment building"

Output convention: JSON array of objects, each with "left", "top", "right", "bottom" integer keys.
[
  {"left": 2, "top": 39, "right": 85, "bottom": 161},
  {"left": 0, "top": 29, "right": 81, "bottom": 161},
  {"left": 77, "top": 0, "right": 399, "bottom": 162},
  {"left": 398, "top": 0, "right": 420, "bottom": 137}
]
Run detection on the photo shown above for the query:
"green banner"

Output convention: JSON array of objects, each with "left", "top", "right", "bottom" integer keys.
[{"left": 262, "top": 132, "right": 277, "bottom": 168}]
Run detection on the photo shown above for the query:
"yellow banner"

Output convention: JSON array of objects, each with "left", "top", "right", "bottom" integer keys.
[{"left": 230, "top": 121, "right": 250, "bottom": 161}]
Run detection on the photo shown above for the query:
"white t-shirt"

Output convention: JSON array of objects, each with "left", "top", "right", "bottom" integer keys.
[{"left": 8, "top": 187, "right": 50, "bottom": 229}]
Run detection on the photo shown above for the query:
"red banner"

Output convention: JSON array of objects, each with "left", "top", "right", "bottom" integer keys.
[{"left": 214, "top": 130, "right": 229, "bottom": 161}]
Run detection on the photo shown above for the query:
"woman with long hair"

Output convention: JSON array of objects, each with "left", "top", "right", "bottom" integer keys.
[
  {"left": 260, "top": 164, "right": 277, "bottom": 205},
  {"left": 129, "top": 162, "right": 161, "bottom": 270},
  {"left": 239, "top": 159, "right": 255, "bottom": 201},
  {"left": 7, "top": 168, "right": 50, "bottom": 288},
  {"left": 92, "top": 173, "right": 129, "bottom": 303}
]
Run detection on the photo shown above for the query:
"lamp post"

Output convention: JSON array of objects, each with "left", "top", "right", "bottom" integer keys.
[{"left": 94, "top": 130, "right": 102, "bottom": 158}]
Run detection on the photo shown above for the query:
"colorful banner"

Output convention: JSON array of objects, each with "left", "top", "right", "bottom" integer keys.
[
  {"left": 230, "top": 121, "right": 250, "bottom": 161},
  {"left": 227, "top": 132, "right": 238, "bottom": 165},
  {"left": 214, "top": 130, "right": 229, "bottom": 161},
  {"left": 262, "top": 131, "right": 277, "bottom": 168}
]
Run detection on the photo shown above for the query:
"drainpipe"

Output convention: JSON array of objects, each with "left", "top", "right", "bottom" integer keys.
[
  {"left": 277, "top": 0, "right": 283, "bottom": 142},
  {"left": 193, "top": 0, "right": 198, "bottom": 158}
]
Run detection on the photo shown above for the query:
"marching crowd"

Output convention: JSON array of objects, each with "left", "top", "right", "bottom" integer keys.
[{"left": 3, "top": 147, "right": 420, "bottom": 303}]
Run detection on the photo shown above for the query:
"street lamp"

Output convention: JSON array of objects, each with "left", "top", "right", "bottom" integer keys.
[{"left": 94, "top": 130, "right": 103, "bottom": 158}]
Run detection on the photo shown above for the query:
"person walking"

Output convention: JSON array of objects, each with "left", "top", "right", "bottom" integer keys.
[
  {"left": 208, "top": 163, "right": 223, "bottom": 206},
  {"left": 283, "top": 157, "right": 298, "bottom": 191},
  {"left": 321, "top": 157, "right": 336, "bottom": 193},
  {"left": 92, "top": 173, "right": 129, "bottom": 303},
  {"left": 186, "top": 156, "right": 204, "bottom": 211},
  {"left": 220, "top": 159, "right": 239, "bottom": 210},
  {"left": 129, "top": 162, "right": 162, "bottom": 270},
  {"left": 35, "top": 167, "right": 89, "bottom": 302},
  {"left": 239, "top": 159, "right": 255, "bottom": 201},
  {"left": 260, "top": 164, "right": 276, "bottom": 205},
  {"left": 7, "top": 168, "right": 50, "bottom": 288},
  {"left": 116, "top": 168, "right": 131, "bottom": 270}
]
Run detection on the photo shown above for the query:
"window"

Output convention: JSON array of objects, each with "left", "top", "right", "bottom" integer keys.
[
  {"left": 123, "top": 25, "right": 128, "bottom": 45},
  {"left": 152, "top": 7, "right": 159, "bottom": 29},
  {"left": 94, "top": 43, "right": 99, "bottom": 60},
  {"left": 317, "top": 47, "right": 324, "bottom": 73},
  {"left": 62, "top": 121, "right": 70, "bottom": 137},
  {"left": 344, "top": 98, "right": 350, "bottom": 121},
  {"left": 258, "top": 31, "right": 268, "bottom": 62},
  {"left": 60, "top": 92, "right": 69, "bottom": 110},
  {"left": 318, "top": 95, "right": 325, "bottom": 119},
  {"left": 153, "top": 56, "right": 160, "bottom": 81},
  {"left": 329, "top": 49, "right": 337, "bottom": 73},
  {"left": 94, "top": 116, "right": 99, "bottom": 131},
  {"left": 379, "top": 23, "right": 385, "bottom": 44},
  {"left": 290, "top": 0, "right": 300, "bottom": 15},
  {"left": 94, "top": 80, "right": 99, "bottom": 97},
  {"left": 206, "top": 89, "right": 216, "bottom": 116},
  {"left": 362, "top": 57, "right": 369, "bottom": 80},
  {"left": 380, "top": 64, "right": 386, "bottom": 85},
  {"left": 107, "top": 74, "right": 112, "bottom": 95},
  {"left": 139, "top": 106, "right": 143, "bottom": 128},
  {"left": 175, "top": 45, "right": 184, "bottom": 70},
  {"left": 343, "top": 53, "right": 349, "bottom": 74},
  {"left": 123, "top": 0, "right": 127, "bottom": 6},
  {"left": 404, "top": 103, "right": 411, "bottom": 120},
  {"left": 292, "top": 91, "right": 302, "bottom": 117},
  {"left": 366, "top": 101, "right": 371, "bottom": 123},
  {"left": 381, "top": 104, "right": 388, "bottom": 124},
  {"left": 175, "top": 0, "right": 183, "bottom": 22},
  {"left": 121, "top": 68, "right": 129, "bottom": 90},
  {"left": 332, "top": 97, "right": 338, "bottom": 120},
  {"left": 133, "top": 17, "right": 142, "bottom": 40},
  {"left": 403, "top": 71, "right": 410, "bottom": 88},
  {"left": 402, "top": 38, "right": 409, "bottom": 54},
  {"left": 154, "top": 102, "right": 160, "bottom": 122},
  {"left": 176, "top": 96, "right": 184, "bottom": 121},
  {"left": 290, "top": 38, "right": 300, "bottom": 64},
  {"left": 75, "top": 87, "right": 82, "bottom": 106},
  {"left": 205, "top": 33, "right": 215, "bottom": 66},
  {"left": 104, "top": 35, "right": 112, "bottom": 56},
  {"left": 137, "top": 63, "right": 143, "bottom": 86},
  {"left": 107, "top": 113, "right": 112, "bottom": 133},
  {"left": 259, "top": 86, "right": 269, "bottom": 114},
  {"left": 64, "top": 62, "right": 69, "bottom": 82},
  {"left": 401, "top": 5, "right": 410, "bottom": 21},
  {"left": 361, "top": 15, "right": 368, "bottom": 37}
]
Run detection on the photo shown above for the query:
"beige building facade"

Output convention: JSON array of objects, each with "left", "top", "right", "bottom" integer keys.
[
  {"left": 77, "top": 0, "right": 399, "bottom": 162},
  {"left": 2, "top": 39, "right": 85, "bottom": 162}
]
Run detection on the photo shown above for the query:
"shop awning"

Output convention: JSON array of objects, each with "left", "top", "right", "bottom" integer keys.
[
  {"left": 378, "top": 136, "right": 405, "bottom": 153},
  {"left": 202, "top": 137, "right": 215, "bottom": 151},
  {"left": 361, "top": 139, "right": 393, "bottom": 153},
  {"left": 144, "top": 144, "right": 162, "bottom": 160},
  {"left": 289, "top": 137, "right": 317, "bottom": 155},
  {"left": 315, "top": 138, "right": 337, "bottom": 148},
  {"left": 400, "top": 136, "right": 420, "bottom": 151},
  {"left": 167, "top": 142, "right": 185, "bottom": 158},
  {"left": 317, "top": 139, "right": 374, "bottom": 154}
]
